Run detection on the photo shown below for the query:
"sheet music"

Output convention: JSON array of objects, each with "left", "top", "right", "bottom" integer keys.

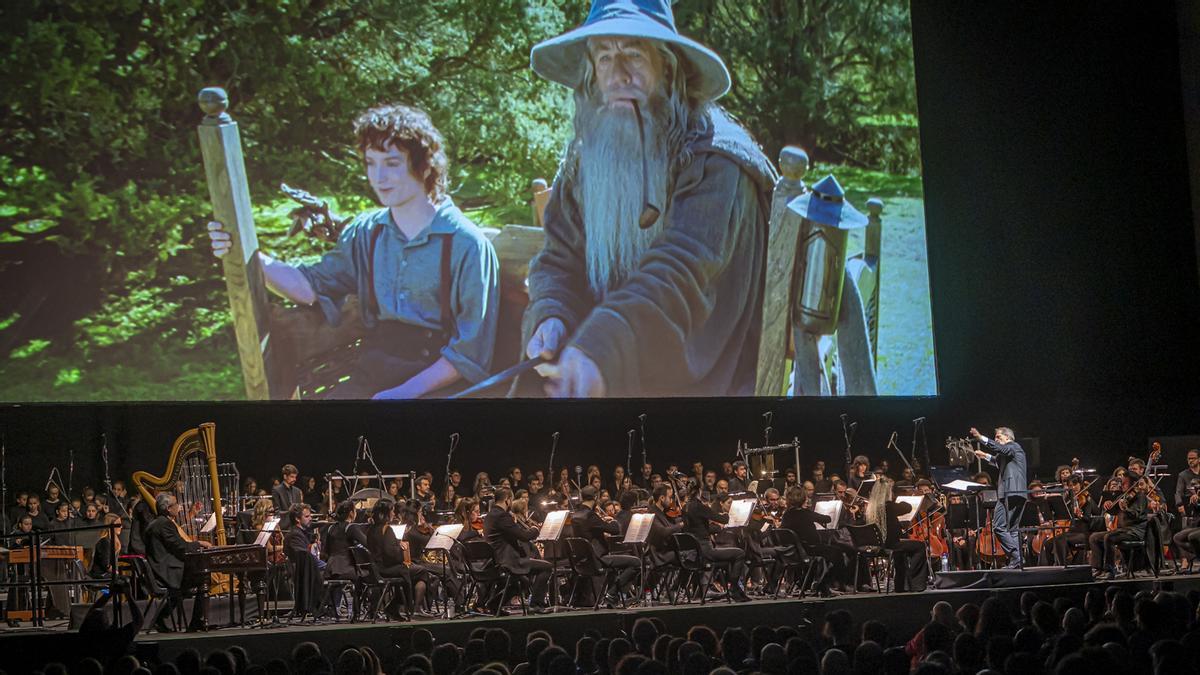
[
  {"left": 253, "top": 517, "right": 280, "bottom": 547},
  {"left": 536, "top": 510, "right": 568, "bottom": 541},
  {"left": 726, "top": 499, "right": 755, "bottom": 528},
  {"left": 942, "top": 479, "right": 986, "bottom": 491},
  {"left": 389, "top": 524, "right": 407, "bottom": 540},
  {"left": 895, "top": 496, "right": 924, "bottom": 522},
  {"left": 813, "top": 500, "right": 843, "bottom": 530},
  {"left": 622, "top": 512, "right": 654, "bottom": 544},
  {"left": 427, "top": 524, "right": 463, "bottom": 551},
  {"left": 200, "top": 512, "right": 218, "bottom": 533}
]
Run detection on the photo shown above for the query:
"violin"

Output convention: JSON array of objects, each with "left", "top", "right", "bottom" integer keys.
[{"left": 470, "top": 516, "right": 484, "bottom": 533}]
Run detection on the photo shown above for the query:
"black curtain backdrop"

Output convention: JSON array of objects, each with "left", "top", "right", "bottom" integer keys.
[{"left": 1, "top": 1, "right": 1198, "bottom": 495}]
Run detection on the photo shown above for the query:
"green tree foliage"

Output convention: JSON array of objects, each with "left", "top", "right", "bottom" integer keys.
[{"left": 675, "top": 0, "right": 919, "bottom": 172}]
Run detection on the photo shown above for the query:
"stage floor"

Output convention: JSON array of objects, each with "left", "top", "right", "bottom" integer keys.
[{"left": 3, "top": 568, "right": 1198, "bottom": 672}]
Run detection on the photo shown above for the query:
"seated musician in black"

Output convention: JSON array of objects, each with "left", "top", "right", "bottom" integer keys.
[
  {"left": 864, "top": 477, "right": 928, "bottom": 593},
  {"left": 780, "top": 486, "right": 844, "bottom": 596},
  {"left": 575, "top": 486, "right": 640, "bottom": 604},
  {"left": 681, "top": 481, "right": 750, "bottom": 602},
  {"left": 144, "top": 493, "right": 211, "bottom": 632},
  {"left": 483, "top": 487, "right": 551, "bottom": 612},
  {"left": 1090, "top": 477, "right": 1152, "bottom": 579},
  {"left": 365, "top": 499, "right": 429, "bottom": 618},
  {"left": 321, "top": 500, "right": 365, "bottom": 581},
  {"left": 646, "top": 485, "right": 683, "bottom": 567}
]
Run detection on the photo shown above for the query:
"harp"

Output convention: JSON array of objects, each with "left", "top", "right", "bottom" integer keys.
[{"left": 131, "top": 422, "right": 233, "bottom": 545}]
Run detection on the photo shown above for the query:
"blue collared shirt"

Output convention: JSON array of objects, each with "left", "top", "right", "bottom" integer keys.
[{"left": 297, "top": 200, "right": 499, "bottom": 383}]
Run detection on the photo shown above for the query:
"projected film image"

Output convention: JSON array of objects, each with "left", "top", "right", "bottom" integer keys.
[{"left": 0, "top": 1, "right": 935, "bottom": 401}]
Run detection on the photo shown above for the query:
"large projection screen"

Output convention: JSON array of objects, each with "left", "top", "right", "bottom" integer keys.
[{"left": 0, "top": 1, "right": 935, "bottom": 401}]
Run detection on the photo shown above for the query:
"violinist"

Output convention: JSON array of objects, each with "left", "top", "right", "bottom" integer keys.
[
  {"left": 453, "top": 497, "right": 483, "bottom": 542},
  {"left": 1058, "top": 474, "right": 1101, "bottom": 564},
  {"left": 847, "top": 456, "right": 871, "bottom": 492},
  {"left": 864, "top": 476, "right": 928, "bottom": 592},
  {"left": 365, "top": 500, "right": 427, "bottom": 618},
  {"left": 647, "top": 485, "right": 683, "bottom": 553},
  {"left": 322, "top": 499, "right": 366, "bottom": 582},
  {"left": 414, "top": 476, "right": 436, "bottom": 515},
  {"left": 1089, "top": 476, "right": 1150, "bottom": 580},
  {"left": 682, "top": 480, "right": 750, "bottom": 602},
  {"left": 575, "top": 486, "right": 639, "bottom": 604},
  {"left": 780, "top": 486, "right": 846, "bottom": 595},
  {"left": 483, "top": 488, "right": 551, "bottom": 612}
]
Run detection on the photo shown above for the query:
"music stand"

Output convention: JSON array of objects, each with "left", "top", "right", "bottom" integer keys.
[
  {"left": 535, "top": 510, "right": 569, "bottom": 610},
  {"left": 426, "top": 524, "right": 462, "bottom": 619},
  {"left": 726, "top": 499, "right": 755, "bottom": 529},
  {"left": 940, "top": 479, "right": 987, "bottom": 571},
  {"left": 623, "top": 513, "right": 654, "bottom": 605}
]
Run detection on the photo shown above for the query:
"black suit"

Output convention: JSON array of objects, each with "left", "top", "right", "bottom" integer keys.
[
  {"left": 272, "top": 482, "right": 303, "bottom": 514},
  {"left": 483, "top": 504, "right": 551, "bottom": 607},
  {"left": 144, "top": 515, "right": 206, "bottom": 628},
  {"left": 577, "top": 506, "right": 639, "bottom": 597},
  {"left": 980, "top": 436, "right": 1028, "bottom": 566},
  {"left": 682, "top": 497, "right": 747, "bottom": 585},
  {"left": 322, "top": 521, "right": 367, "bottom": 580}
]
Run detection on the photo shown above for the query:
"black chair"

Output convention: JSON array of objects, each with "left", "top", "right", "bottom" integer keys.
[
  {"left": 461, "top": 540, "right": 527, "bottom": 617},
  {"left": 847, "top": 523, "right": 892, "bottom": 594},
  {"left": 668, "top": 533, "right": 730, "bottom": 605},
  {"left": 1115, "top": 534, "right": 1157, "bottom": 579},
  {"left": 348, "top": 545, "right": 409, "bottom": 623},
  {"left": 130, "top": 556, "right": 180, "bottom": 632},
  {"left": 765, "top": 528, "right": 820, "bottom": 598},
  {"left": 563, "top": 537, "right": 622, "bottom": 610}
]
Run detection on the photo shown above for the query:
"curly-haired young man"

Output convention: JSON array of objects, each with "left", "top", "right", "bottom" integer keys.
[{"left": 207, "top": 105, "right": 499, "bottom": 399}]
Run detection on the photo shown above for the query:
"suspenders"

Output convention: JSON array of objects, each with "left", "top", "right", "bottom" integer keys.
[{"left": 365, "top": 222, "right": 455, "bottom": 338}]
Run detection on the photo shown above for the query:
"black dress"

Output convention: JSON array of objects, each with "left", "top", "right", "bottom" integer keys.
[{"left": 883, "top": 502, "right": 928, "bottom": 592}]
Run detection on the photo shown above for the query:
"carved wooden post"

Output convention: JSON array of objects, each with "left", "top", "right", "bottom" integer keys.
[
  {"left": 531, "top": 178, "right": 551, "bottom": 228},
  {"left": 864, "top": 195, "right": 883, "bottom": 362},
  {"left": 196, "top": 87, "right": 275, "bottom": 399},
  {"left": 754, "top": 146, "right": 809, "bottom": 397}
]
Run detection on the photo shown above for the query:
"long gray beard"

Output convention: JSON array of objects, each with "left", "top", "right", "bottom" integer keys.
[{"left": 577, "top": 105, "right": 668, "bottom": 299}]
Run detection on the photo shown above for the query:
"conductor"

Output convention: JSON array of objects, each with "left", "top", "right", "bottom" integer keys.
[{"left": 970, "top": 426, "right": 1027, "bottom": 569}]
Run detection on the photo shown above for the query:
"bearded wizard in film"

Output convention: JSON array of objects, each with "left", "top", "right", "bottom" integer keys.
[{"left": 522, "top": 0, "right": 777, "bottom": 398}]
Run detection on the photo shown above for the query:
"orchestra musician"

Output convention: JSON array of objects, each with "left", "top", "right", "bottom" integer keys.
[
  {"left": 575, "top": 486, "right": 640, "bottom": 604},
  {"left": 272, "top": 464, "right": 303, "bottom": 515},
  {"left": 1173, "top": 477, "right": 1200, "bottom": 568},
  {"left": 322, "top": 499, "right": 366, "bottom": 582},
  {"left": 1089, "top": 476, "right": 1150, "bottom": 579},
  {"left": 681, "top": 480, "right": 750, "bottom": 602},
  {"left": 365, "top": 500, "right": 427, "bottom": 618},
  {"left": 969, "top": 426, "right": 1028, "bottom": 569},
  {"left": 1175, "top": 449, "right": 1200, "bottom": 518},
  {"left": 144, "top": 493, "right": 211, "bottom": 632},
  {"left": 847, "top": 456, "right": 871, "bottom": 492},
  {"left": 864, "top": 476, "right": 929, "bottom": 592},
  {"left": 728, "top": 461, "right": 750, "bottom": 494},
  {"left": 780, "top": 485, "right": 843, "bottom": 596},
  {"left": 483, "top": 488, "right": 552, "bottom": 612}
]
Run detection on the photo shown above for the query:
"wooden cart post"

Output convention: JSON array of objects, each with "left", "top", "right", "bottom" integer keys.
[{"left": 196, "top": 87, "right": 279, "bottom": 399}]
